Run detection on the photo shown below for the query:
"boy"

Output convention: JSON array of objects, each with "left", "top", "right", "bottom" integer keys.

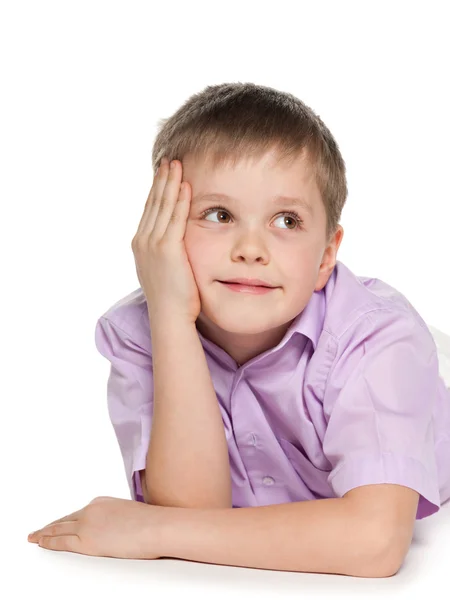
[{"left": 41, "top": 83, "right": 450, "bottom": 576}]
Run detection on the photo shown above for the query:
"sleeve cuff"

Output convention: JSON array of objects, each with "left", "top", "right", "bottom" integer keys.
[{"left": 328, "top": 451, "right": 441, "bottom": 519}]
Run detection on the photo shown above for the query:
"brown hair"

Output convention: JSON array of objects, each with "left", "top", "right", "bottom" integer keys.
[{"left": 152, "top": 82, "right": 347, "bottom": 243}]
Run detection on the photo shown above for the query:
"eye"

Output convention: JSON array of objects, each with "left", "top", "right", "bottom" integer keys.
[
  {"left": 201, "top": 205, "right": 232, "bottom": 224},
  {"left": 273, "top": 212, "right": 304, "bottom": 231},
  {"left": 200, "top": 205, "right": 304, "bottom": 231}
]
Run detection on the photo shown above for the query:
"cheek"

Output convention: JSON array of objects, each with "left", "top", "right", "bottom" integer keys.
[
  {"left": 184, "top": 227, "right": 214, "bottom": 276},
  {"left": 185, "top": 225, "right": 220, "bottom": 256},
  {"left": 280, "top": 255, "right": 315, "bottom": 286}
]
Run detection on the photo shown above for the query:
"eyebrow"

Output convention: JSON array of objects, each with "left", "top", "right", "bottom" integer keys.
[{"left": 191, "top": 193, "right": 314, "bottom": 216}]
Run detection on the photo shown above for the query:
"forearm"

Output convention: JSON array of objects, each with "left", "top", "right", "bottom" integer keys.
[
  {"left": 153, "top": 498, "right": 395, "bottom": 578},
  {"left": 146, "top": 314, "right": 232, "bottom": 509}
]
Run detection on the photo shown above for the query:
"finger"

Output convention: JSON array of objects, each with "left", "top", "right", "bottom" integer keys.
[
  {"left": 134, "top": 158, "right": 169, "bottom": 238},
  {"left": 165, "top": 181, "right": 191, "bottom": 243},
  {"left": 144, "top": 158, "right": 171, "bottom": 235},
  {"left": 151, "top": 160, "right": 183, "bottom": 241},
  {"left": 30, "top": 508, "right": 84, "bottom": 536},
  {"left": 33, "top": 520, "right": 79, "bottom": 540},
  {"left": 38, "top": 532, "right": 81, "bottom": 553},
  {"left": 134, "top": 178, "right": 156, "bottom": 239}
]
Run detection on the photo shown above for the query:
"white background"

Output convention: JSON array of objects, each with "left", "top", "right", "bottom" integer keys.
[{"left": 2, "top": 0, "right": 449, "bottom": 597}]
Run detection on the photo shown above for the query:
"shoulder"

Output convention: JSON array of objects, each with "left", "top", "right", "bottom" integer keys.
[
  {"left": 95, "top": 287, "right": 152, "bottom": 351},
  {"left": 322, "top": 261, "right": 435, "bottom": 351},
  {"left": 315, "top": 262, "right": 438, "bottom": 409}
]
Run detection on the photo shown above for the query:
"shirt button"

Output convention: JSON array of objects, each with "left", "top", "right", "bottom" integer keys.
[{"left": 262, "top": 476, "right": 275, "bottom": 486}]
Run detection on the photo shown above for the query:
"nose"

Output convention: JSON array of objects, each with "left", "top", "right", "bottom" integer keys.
[{"left": 230, "top": 230, "right": 269, "bottom": 264}]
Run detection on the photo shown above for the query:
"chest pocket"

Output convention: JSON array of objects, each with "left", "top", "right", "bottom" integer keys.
[{"left": 278, "top": 437, "right": 333, "bottom": 500}]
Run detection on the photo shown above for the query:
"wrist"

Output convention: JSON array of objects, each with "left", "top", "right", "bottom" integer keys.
[{"left": 148, "top": 309, "right": 197, "bottom": 330}]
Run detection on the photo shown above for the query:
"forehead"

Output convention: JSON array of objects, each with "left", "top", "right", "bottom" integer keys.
[{"left": 183, "top": 146, "right": 311, "bottom": 173}]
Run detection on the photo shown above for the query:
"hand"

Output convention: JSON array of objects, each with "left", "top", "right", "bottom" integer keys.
[
  {"left": 27, "top": 496, "right": 165, "bottom": 559},
  {"left": 131, "top": 157, "right": 201, "bottom": 324}
]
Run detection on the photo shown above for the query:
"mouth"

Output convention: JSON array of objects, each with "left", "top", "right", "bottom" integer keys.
[
  {"left": 217, "top": 281, "right": 278, "bottom": 294},
  {"left": 217, "top": 279, "right": 277, "bottom": 288},
  {"left": 219, "top": 282, "right": 273, "bottom": 288}
]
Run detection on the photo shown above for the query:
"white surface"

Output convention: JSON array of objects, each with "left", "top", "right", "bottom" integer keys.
[{"left": 3, "top": 0, "right": 449, "bottom": 597}]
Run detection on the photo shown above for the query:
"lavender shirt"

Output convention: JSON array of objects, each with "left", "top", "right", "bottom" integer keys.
[{"left": 94, "top": 260, "right": 450, "bottom": 519}]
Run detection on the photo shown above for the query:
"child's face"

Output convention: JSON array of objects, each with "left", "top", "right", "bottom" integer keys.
[{"left": 182, "top": 148, "right": 343, "bottom": 361}]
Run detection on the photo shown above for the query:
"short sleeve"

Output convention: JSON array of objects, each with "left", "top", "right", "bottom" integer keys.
[
  {"left": 322, "top": 309, "right": 441, "bottom": 520},
  {"left": 95, "top": 316, "right": 153, "bottom": 502}
]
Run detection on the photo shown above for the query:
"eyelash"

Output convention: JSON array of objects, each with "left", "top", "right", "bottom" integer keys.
[{"left": 199, "top": 205, "right": 304, "bottom": 231}]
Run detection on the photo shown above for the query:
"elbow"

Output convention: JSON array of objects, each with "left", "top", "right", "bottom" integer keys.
[
  {"left": 357, "top": 537, "right": 405, "bottom": 579},
  {"left": 358, "top": 558, "right": 401, "bottom": 579},
  {"left": 376, "top": 544, "right": 406, "bottom": 578}
]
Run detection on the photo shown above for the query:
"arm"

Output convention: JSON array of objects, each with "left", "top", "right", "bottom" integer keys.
[
  {"left": 145, "top": 315, "right": 232, "bottom": 509},
  {"left": 151, "top": 497, "right": 398, "bottom": 578}
]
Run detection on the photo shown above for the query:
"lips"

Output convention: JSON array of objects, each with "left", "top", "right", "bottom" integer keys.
[
  {"left": 218, "top": 279, "right": 276, "bottom": 288},
  {"left": 219, "top": 281, "right": 276, "bottom": 295},
  {"left": 220, "top": 282, "right": 271, "bottom": 288}
]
